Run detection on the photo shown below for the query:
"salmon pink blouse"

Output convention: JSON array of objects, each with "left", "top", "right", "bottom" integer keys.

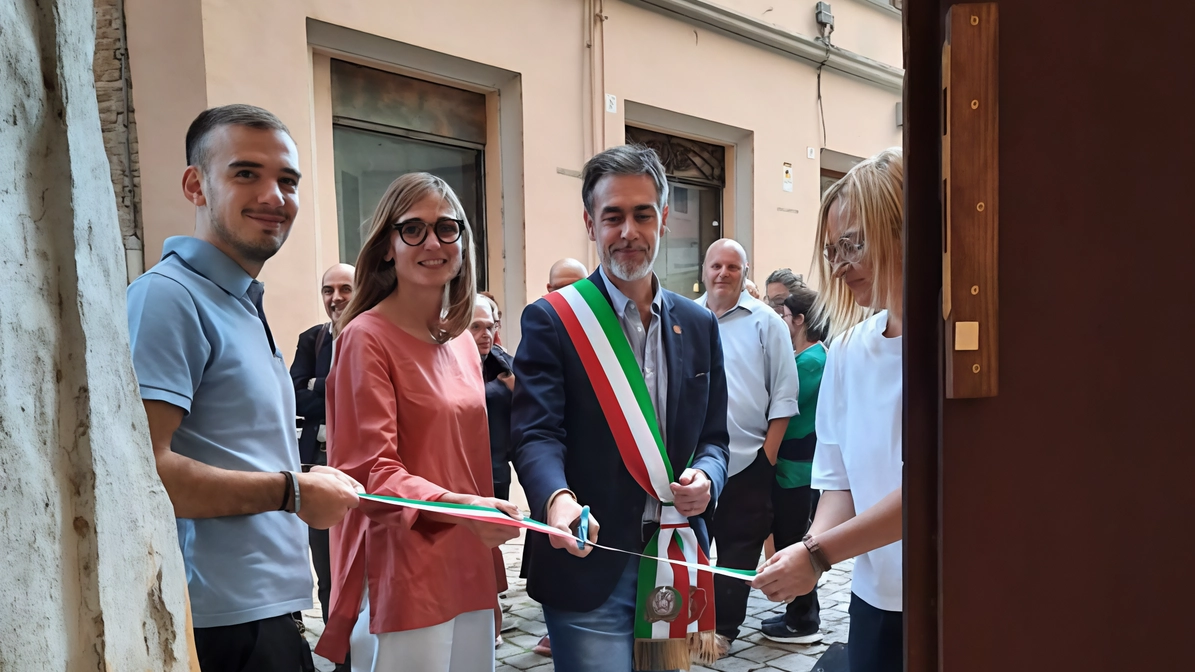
[{"left": 315, "top": 311, "right": 496, "bottom": 663}]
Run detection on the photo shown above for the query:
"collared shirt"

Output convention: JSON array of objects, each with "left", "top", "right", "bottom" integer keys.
[
  {"left": 696, "top": 290, "right": 799, "bottom": 476},
  {"left": 600, "top": 266, "right": 667, "bottom": 433},
  {"left": 126, "top": 236, "right": 312, "bottom": 628},
  {"left": 599, "top": 266, "right": 667, "bottom": 524}
]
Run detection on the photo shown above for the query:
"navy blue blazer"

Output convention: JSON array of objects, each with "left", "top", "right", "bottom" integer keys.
[
  {"left": 291, "top": 322, "right": 332, "bottom": 464},
  {"left": 511, "top": 271, "right": 730, "bottom": 612}
]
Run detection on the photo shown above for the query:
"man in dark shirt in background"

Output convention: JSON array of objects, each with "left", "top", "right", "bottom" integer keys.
[
  {"left": 291, "top": 262, "right": 354, "bottom": 634},
  {"left": 470, "top": 294, "right": 515, "bottom": 499}
]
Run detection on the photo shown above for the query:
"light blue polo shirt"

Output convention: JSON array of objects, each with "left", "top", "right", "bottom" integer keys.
[{"left": 126, "top": 236, "right": 312, "bottom": 628}]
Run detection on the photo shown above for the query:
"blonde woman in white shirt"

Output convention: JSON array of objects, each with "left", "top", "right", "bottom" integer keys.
[{"left": 752, "top": 148, "right": 905, "bottom": 672}]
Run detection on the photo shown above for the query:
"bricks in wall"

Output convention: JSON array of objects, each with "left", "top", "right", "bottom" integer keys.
[{"left": 92, "top": 0, "right": 143, "bottom": 280}]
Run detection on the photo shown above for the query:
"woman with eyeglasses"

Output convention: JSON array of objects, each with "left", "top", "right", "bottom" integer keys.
[
  {"left": 315, "top": 173, "right": 520, "bottom": 672},
  {"left": 751, "top": 148, "right": 905, "bottom": 672}
]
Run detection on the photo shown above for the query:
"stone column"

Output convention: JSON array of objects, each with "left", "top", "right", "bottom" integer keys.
[{"left": 0, "top": 0, "right": 191, "bottom": 669}]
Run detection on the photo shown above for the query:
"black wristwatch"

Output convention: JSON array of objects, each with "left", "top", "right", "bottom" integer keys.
[{"left": 802, "top": 534, "right": 832, "bottom": 573}]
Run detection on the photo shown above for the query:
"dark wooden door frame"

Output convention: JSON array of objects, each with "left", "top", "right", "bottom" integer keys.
[{"left": 903, "top": 1, "right": 946, "bottom": 670}]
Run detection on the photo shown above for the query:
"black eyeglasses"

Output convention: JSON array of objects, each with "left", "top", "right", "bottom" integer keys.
[{"left": 392, "top": 218, "right": 464, "bottom": 247}]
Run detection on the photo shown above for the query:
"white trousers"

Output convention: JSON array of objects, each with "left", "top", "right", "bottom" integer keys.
[{"left": 350, "top": 587, "right": 495, "bottom": 672}]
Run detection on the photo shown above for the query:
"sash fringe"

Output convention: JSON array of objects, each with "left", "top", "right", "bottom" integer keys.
[
  {"left": 688, "top": 630, "right": 719, "bottom": 666},
  {"left": 634, "top": 638, "right": 692, "bottom": 671}
]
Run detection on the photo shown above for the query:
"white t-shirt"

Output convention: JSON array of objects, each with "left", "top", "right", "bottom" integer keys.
[{"left": 812, "top": 310, "right": 903, "bottom": 612}]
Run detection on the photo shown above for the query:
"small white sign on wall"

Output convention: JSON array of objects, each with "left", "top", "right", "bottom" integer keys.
[
  {"left": 782, "top": 162, "right": 793, "bottom": 192},
  {"left": 605, "top": 94, "right": 617, "bottom": 114}
]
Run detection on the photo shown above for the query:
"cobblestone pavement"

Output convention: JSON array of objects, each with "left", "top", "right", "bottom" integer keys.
[{"left": 305, "top": 529, "right": 854, "bottom": 672}]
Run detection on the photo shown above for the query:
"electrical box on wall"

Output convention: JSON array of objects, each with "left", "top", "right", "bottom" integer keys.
[{"left": 815, "top": 2, "right": 835, "bottom": 28}]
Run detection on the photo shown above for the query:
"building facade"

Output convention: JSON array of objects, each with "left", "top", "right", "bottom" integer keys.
[{"left": 109, "top": 0, "right": 903, "bottom": 355}]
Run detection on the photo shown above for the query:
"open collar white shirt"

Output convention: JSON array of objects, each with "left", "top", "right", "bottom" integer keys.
[{"left": 696, "top": 290, "right": 799, "bottom": 476}]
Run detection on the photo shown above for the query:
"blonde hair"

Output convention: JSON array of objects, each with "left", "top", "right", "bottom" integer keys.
[
  {"left": 335, "top": 173, "right": 477, "bottom": 339},
  {"left": 810, "top": 147, "right": 904, "bottom": 342}
]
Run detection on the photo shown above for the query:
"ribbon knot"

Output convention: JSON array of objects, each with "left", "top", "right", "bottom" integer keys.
[{"left": 659, "top": 504, "right": 688, "bottom": 527}]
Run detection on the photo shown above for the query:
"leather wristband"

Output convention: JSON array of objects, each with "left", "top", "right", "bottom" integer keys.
[
  {"left": 290, "top": 471, "right": 301, "bottom": 514},
  {"left": 802, "top": 533, "right": 832, "bottom": 574},
  {"left": 278, "top": 472, "right": 292, "bottom": 512},
  {"left": 279, "top": 471, "right": 301, "bottom": 514}
]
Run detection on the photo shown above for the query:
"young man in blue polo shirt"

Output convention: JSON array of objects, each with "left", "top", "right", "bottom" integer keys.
[{"left": 127, "top": 104, "right": 362, "bottom": 672}]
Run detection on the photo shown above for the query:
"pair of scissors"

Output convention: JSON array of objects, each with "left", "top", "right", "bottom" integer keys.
[{"left": 575, "top": 505, "right": 590, "bottom": 550}]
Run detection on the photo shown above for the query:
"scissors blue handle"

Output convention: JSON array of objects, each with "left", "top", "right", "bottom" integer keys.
[{"left": 576, "top": 505, "right": 590, "bottom": 550}]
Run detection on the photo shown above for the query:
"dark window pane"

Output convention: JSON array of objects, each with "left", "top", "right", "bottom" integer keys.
[
  {"left": 333, "top": 125, "right": 486, "bottom": 286},
  {"left": 331, "top": 60, "right": 486, "bottom": 145}
]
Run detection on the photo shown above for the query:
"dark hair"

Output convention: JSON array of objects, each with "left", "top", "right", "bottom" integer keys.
[
  {"left": 783, "top": 285, "right": 826, "bottom": 343},
  {"left": 766, "top": 268, "right": 807, "bottom": 296},
  {"left": 185, "top": 104, "right": 292, "bottom": 169},
  {"left": 581, "top": 144, "right": 669, "bottom": 217}
]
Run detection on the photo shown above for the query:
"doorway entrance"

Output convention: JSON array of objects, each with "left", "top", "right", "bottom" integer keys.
[{"left": 625, "top": 126, "right": 725, "bottom": 299}]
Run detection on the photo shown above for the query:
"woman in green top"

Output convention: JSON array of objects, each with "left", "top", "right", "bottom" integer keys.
[{"left": 760, "top": 285, "right": 828, "bottom": 643}]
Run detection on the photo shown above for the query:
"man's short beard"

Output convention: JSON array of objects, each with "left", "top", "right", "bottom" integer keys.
[
  {"left": 603, "top": 244, "right": 659, "bottom": 282},
  {"left": 210, "top": 209, "right": 285, "bottom": 263}
]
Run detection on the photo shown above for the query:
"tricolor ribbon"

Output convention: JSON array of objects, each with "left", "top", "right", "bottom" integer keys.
[{"left": 358, "top": 494, "right": 755, "bottom": 581}]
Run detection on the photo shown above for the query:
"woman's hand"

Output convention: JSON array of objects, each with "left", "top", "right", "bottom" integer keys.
[
  {"left": 751, "top": 543, "right": 821, "bottom": 602},
  {"left": 437, "top": 493, "right": 523, "bottom": 548}
]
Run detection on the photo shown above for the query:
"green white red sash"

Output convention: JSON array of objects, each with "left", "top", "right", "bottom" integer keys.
[{"left": 544, "top": 278, "right": 717, "bottom": 670}]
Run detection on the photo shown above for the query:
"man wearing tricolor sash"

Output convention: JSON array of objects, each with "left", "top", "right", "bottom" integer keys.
[{"left": 512, "top": 145, "right": 731, "bottom": 672}]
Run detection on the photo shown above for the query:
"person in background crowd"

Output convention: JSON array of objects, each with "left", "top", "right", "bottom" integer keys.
[
  {"left": 546, "top": 257, "right": 589, "bottom": 293},
  {"left": 512, "top": 145, "right": 729, "bottom": 672},
  {"left": 291, "top": 263, "right": 355, "bottom": 655},
  {"left": 523, "top": 256, "right": 589, "bottom": 660},
  {"left": 695, "top": 239, "right": 799, "bottom": 657},
  {"left": 744, "top": 277, "right": 761, "bottom": 300},
  {"left": 479, "top": 290, "right": 503, "bottom": 348},
  {"left": 469, "top": 293, "right": 516, "bottom": 647},
  {"left": 752, "top": 148, "right": 905, "bottom": 672},
  {"left": 471, "top": 294, "right": 515, "bottom": 501},
  {"left": 316, "top": 173, "right": 520, "bottom": 671},
  {"left": 761, "top": 266, "right": 813, "bottom": 561},
  {"left": 765, "top": 268, "right": 806, "bottom": 308},
  {"left": 759, "top": 285, "right": 826, "bottom": 645},
  {"left": 127, "top": 104, "right": 361, "bottom": 672}
]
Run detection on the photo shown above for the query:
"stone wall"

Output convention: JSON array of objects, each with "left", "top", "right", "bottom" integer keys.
[
  {"left": 0, "top": 0, "right": 190, "bottom": 668},
  {"left": 93, "top": 0, "right": 143, "bottom": 282}
]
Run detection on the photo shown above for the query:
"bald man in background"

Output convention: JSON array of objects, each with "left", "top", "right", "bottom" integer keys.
[
  {"left": 545, "top": 258, "right": 588, "bottom": 293},
  {"left": 696, "top": 240, "right": 799, "bottom": 657},
  {"left": 291, "top": 263, "right": 355, "bottom": 648}
]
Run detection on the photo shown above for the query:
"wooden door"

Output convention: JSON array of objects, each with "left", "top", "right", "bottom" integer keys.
[{"left": 904, "top": 1, "right": 1195, "bottom": 669}]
